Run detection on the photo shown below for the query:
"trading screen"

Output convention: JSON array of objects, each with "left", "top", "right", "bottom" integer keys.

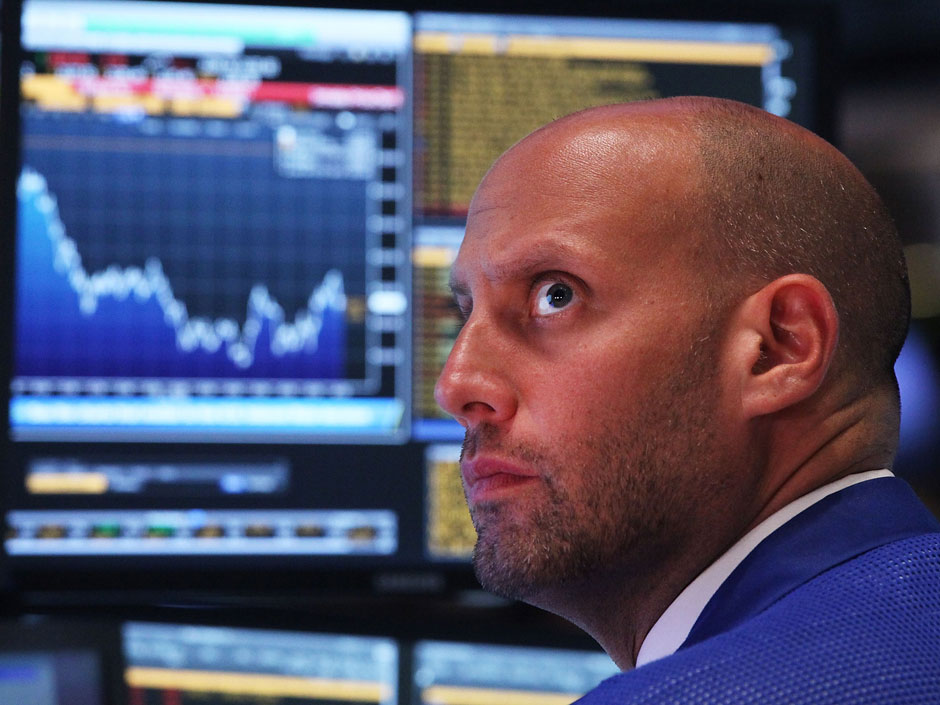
[
  {"left": 12, "top": 1, "right": 411, "bottom": 444},
  {"left": 123, "top": 622, "right": 399, "bottom": 705},
  {"left": 413, "top": 13, "right": 792, "bottom": 220},
  {"left": 2, "top": 618, "right": 624, "bottom": 705},
  {"left": 412, "top": 640, "right": 619, "bottom": 705},
  {"left": 2, "top": 0, "right": 818, "bottom": 581},
  {"left": 409, "top": 13, "right": 796, "bottom": 441}
]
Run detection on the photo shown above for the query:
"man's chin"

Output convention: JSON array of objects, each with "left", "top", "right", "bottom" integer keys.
[
  {"left": 472, "top": 542, "right": 536, "bottom": 601},
  {"left": 472, "top": 551, "right": 594, "bottom": 621},
  {"left": 471, "top": 535, "right": 567, "bottom": 603},
  {"left": 468, "top": 495, "right": 606, "bottom": 602}
]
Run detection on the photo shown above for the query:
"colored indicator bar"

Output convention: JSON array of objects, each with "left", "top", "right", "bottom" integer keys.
[
  {"left": 24, "top": 3, "right": 410, "bottom": 53},
  {"left": 507, "top": 37, "right": 774, "bottom": 65},
  {"left": 11, "top": 397, "right": 406, "bottom": 432},
  {"left": 416, "top": 32, "right": 775, "bottom": 66},
  {"left": 26, "top": 471, "right": 109, "bottom": 494},
  {"left": 125, "top": 667, "right": 390, "bottom": 702},
  {"left": 84, "top": 18, "right": 317, "bottom": 47},
  {"left": 413, "top": 246, "right": 458, "bottom": 268},
  {"left": 422, "top": 685, "right": 582, "bottom": 705}
]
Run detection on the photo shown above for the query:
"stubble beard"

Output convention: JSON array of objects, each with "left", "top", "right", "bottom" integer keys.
[{"left": 465, "top": 350, "right": 724, "bottom": 605}]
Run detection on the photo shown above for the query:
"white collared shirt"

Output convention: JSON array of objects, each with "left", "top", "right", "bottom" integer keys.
[{"left": 635, "top": 468, "right": 895, "bottom": 668}]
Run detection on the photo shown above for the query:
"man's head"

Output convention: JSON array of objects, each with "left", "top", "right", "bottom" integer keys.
[
  {"left": 433, "top": 97, "right": 909, "bottom": 662},
  {"left": 683, "top": 99, "right": 909, "bottom": 391}
]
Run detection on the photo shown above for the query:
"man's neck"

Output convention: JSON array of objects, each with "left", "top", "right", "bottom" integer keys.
[
  {"left": 522, "top": 531, "right": 748, "bottom": 671},
  {"left": 635, "top": 468, "right": 894, "bottom": 667}
]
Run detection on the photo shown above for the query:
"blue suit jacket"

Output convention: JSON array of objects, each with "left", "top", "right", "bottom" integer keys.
[{"left": 576, "top": 478, "right": 940, "bottom": 704}]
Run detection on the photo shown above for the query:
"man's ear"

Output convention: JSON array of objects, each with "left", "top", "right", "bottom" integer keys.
[{"left": 729, "top": 274, "right": 839, "bottom": 419}]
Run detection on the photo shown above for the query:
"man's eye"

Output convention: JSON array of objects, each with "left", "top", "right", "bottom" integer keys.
[{"left": 533, "top": 281, "right": 575, "bottom": 316}]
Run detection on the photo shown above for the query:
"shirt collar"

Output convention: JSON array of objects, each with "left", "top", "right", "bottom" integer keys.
[{"left": 635, "top": 468, "right": 895, "bottom": 668}]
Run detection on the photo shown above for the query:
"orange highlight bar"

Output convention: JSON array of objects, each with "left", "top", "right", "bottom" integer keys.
[
  {"left": 27, "top": 472, "right": 109, "bottom": 494},
  {"left": 422, "top": 685, "right": 583, "bottom": 705},
  {"left": 125, "top": 667, "right": 390, "bottom": 702},
  {"left": 416, "top": 32, "right": 774, "bottom": 66},
  {"left": 22, "top": 73, "right": 404, "bottom": 115},
  {"left": 413, "top": 246, "right": 458, "bottom": 268}
]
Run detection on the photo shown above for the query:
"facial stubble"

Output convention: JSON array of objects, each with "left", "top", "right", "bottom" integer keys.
[{"left": 464, "top": 345, "right": 725, "bottom": 604}]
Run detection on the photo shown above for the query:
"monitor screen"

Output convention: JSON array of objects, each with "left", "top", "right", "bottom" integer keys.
[
  {"left": 410, "top": 11, "right": 809, "bottom": 442},
  {"left": 1, "top": 0, "right": 826, "bottom": 590},
  {"left": 0, "top": 615, "right": 616, "bottom": 705},
  {"left": 13, "top": 0, "right": 412, "bottom": 444},
  {"left": 412, "top": 640, "right": 619, "bottom": 705},
  {"left": 122, "top": 621, "right": 399, "bottom": 705},
  {"left": 5, "top": 0, "right": 424, "bottom": 585}
]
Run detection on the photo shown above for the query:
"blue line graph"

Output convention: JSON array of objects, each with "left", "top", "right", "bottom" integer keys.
[{"left": 15, "top": 169, "right": 349, "bottom": 380}]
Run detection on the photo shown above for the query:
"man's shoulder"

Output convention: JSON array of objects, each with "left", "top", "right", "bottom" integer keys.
[{"left": 577, "top": 532, "right": 940, "bottom": 705}]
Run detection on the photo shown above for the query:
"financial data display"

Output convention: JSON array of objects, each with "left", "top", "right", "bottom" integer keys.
[
  {"left": 12, "top": 0, "right": 412, "bottom": 443},
  {"left": 409, "top": 13, "right": 799, "bottom": 441},
  {"left": 123, "top": 622, "right": 399, "bottom": 705},
  {"left": 413, "top": 13, "right": 793, "bottom": 220},
  {"left": 411, "top": 227, "right": 464, "bottom": 439},
  {"left": 424, "top": 444, "right": 474, "bottom": 560},
  {"left": 1, "top": 0, "right": 823, "bottom": 581},
  {"left": 413, "top": 641, "right": 619, "bottom": 705},
  {"left": 3, "top": 446, "right": 406, "bottom": 560}
]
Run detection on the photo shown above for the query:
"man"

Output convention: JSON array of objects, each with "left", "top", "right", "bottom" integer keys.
[{"left": 434, "top": 97, "right": 940, "bottom": 702}]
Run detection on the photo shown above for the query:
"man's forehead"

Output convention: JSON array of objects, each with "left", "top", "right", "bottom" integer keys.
[
  {"left": 471, "top": 114, "right": 695, "bottom": 210},
  {"left": 449, "top": 234, "right": 605, "bottom": 293},
  {"left": 450, "top": 106, "right": 704, "bottom": 299}
]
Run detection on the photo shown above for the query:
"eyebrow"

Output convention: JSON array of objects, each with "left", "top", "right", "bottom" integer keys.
[{"left": 448, "top": 241, "right": 596, "bottom": 299}]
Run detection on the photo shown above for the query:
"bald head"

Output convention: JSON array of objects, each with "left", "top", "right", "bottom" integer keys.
[
  {"left": 468, "top": 101, "right": 706, "bottom": 280},
  {"left": 477, "top": 97, "right": 910, "bottom": 394}
]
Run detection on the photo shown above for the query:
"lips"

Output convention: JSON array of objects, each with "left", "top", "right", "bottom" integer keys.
[{"left": 461, "top": 457, "right": 539, "bottom": 504}]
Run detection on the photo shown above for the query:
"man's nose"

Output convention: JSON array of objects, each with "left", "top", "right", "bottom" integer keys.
[{"left": 434, "top": 314, "right": 517, "bottom": 428}]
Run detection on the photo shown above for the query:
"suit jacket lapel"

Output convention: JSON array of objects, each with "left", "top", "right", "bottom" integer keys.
[{"left": 682, "top": 477, "right": 940, "bottom": 650}]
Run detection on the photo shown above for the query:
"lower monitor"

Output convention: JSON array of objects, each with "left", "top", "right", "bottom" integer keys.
[
  {"left": 412, "top": 640, "right": 619, "bottom": 705},
  {"left": 122, "top": 622, "right": 399, "bottom": 705}
]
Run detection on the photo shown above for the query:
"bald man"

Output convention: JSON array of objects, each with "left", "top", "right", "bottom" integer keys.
[{"left": 434, "top": 97, "right": 940, "bottom": 703}]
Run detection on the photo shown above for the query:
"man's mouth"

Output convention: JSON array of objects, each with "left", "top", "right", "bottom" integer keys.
[{"left": 461, "top": 457, "right": 540, "bottom": 504}]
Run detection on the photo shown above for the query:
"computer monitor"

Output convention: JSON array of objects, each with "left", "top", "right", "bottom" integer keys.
[
  {"left": 0, "top": 0, "right": 828, "bottom": 593},
  {"left": 412, "top": 640, "right": 619, "bottom": 705},
  {"left": 122, "top": 621, "right": 399, "bottom": 705},
  {"left": 410, "top": 10, "right": 816, "bottom": 441},
  {"left": 4, "top": 0, "right": 424, "bottom": 590},
  {"left": 13, "top": 0, "right": 412, "bottom": 444},
  {"left": 0, "top": 613, "right": 616, "bottom": 705}
]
